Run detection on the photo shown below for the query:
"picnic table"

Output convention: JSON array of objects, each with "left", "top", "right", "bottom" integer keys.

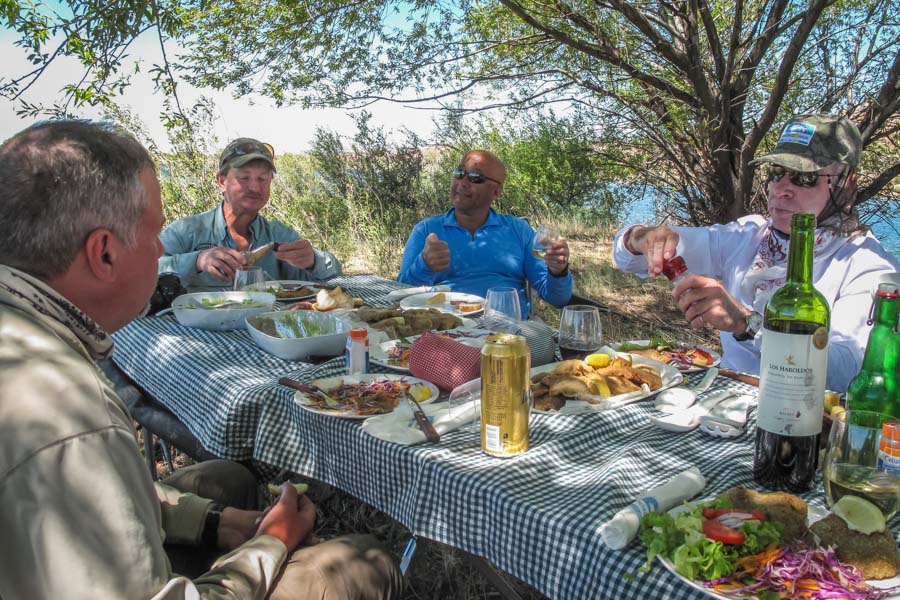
[{"left": 111, "top": 273, "right": 837, "bottom": 600}]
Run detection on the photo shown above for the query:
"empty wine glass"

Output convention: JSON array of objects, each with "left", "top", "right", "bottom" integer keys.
[
  {"left": 234, "top": 265, "right": 265, "bottom": 291},
  {"left": 558, "top": 305, "right": 603, "bottom": 360},
  {"left": 447, "top": 378, "right": 482, "bottom": 433},
  {"left": 532, "top": 224, "right": 561, "bottom": 260},
  {"left": 484, "top": 287, "right": 522, "bottom": 330}
]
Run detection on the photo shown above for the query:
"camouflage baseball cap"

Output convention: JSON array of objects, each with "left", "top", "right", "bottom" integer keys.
[
  {"left": 218, "top": 138, "right": 276, "bottom": 173},
  {"left": 750, "top": 114, "right": 862, "bottom": 172}
]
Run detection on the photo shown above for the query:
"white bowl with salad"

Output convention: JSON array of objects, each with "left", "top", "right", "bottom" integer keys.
[
  {"left": 245, "top": 310, "right": 351, "bottom": 361},
  {"left": 171, "top": 291, "right": 275, "bottom": 331}
]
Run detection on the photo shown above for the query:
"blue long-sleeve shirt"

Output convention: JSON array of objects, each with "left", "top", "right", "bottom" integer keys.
[
  {"left": 159, "top": 203, "right": 341, "bottom": 288},
  {"left": 398, "top": 209, "right": 573, "bottom": 317}
]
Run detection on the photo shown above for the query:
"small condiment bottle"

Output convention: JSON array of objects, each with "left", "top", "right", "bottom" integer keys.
[
  {"left": 877, "top": 420, "right": 900, "bottom": 475},
  {"left": 346, "top": 328, "right": 370, "bottom": 375},
  {"left": 661, "top": 256, "right": 689, "bottom": 283}
]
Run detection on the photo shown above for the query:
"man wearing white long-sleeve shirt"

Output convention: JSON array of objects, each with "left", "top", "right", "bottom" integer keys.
[{"left": 613, "top": 114, "right": 899, "bottom": 393}]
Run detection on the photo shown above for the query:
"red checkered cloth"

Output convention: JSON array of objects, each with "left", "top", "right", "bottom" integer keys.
[{"left": 409, "top": 331, "right": 481, "bottom": 390}]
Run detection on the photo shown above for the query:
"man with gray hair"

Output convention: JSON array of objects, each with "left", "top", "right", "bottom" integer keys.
[
  {"left": 614, "top": 114, "right": 899, "bottom": 393},
  {"left": 0, "top": 120, "right": 401, "bottom": 599},
  {"left": 160, "top": 137, "right": 341, "bottom": 287}
]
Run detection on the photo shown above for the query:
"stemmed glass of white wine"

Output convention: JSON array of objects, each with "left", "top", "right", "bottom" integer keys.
[{"left": 824, "top": 409, "right": 900, "bottom": 520}]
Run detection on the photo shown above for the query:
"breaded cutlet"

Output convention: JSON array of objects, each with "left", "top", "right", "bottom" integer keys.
[
  {"left": 719, "top": 487, "right": 809, "bottom": 543},
  {"left": 809, "top": 513, "right": 899, "bottom": 580}
]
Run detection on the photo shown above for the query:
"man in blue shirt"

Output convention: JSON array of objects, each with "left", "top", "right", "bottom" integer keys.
[
  {"left": 159, "top": 138, "right": 341, "bottom": 288},
  {"left": 398, "top": 150, "right": 573, "bottom": 317}
]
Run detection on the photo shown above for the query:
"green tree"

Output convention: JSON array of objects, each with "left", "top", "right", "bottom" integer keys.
[{"left": 3, "top": 0, "right": 897, "bottom": 224}]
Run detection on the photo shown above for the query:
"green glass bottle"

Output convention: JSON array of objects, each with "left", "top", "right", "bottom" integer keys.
[
  {"left": 753, "top": 213, "right": 831, "bottom": 492},
  {"left": 845, "top": 282, "right": 900, "bottom": 417}
]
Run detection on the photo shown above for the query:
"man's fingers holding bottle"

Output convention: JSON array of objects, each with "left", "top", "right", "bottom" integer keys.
[
  {"left": 630, "top": 226, "right": 679, "bottom": 277},
  {"left": 197, "top": 247, "right": 246, "bottom": 281}
]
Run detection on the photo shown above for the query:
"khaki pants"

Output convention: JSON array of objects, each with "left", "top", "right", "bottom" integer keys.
[{"left": 164, "top": 460, "right": 403, "bottom": 600}]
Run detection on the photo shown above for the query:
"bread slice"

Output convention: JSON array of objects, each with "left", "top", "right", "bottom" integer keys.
[
  {"left": 426, "top": 292, "right": 446, "bottom": 305},
  {"left": 458, "top": 302, "right": 482, "bottom": 313}
]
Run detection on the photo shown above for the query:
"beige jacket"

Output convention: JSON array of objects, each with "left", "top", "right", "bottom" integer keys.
[{"left": 0, "top": 266, "right": 286, "bottom": 599}]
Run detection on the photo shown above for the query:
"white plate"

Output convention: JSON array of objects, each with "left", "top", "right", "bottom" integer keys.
[
  {"left": 399, "top": 292, "right": 486, "bottom": 317},
  {"left": 659, "top": 498, "right": 900, "bottom": 598},
  {"left": 265, "top": 280, "right": 328, "bottom": 301},
  {"left": 293, "top": 373, "right": 439, "bottom": 420},
  {"left": 371, "top": 328, "right": 493, "bottom": 373},
  {"left": 611, "top": 340, "right": 721, "bottom": 373},
  {"left": 530, "top": 352, "right": 683, "bottom": 415}
]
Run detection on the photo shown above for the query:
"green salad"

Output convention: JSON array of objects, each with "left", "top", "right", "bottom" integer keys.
[
  {"left": 181, "top": 297, "right": 269, "bottom": 310},
  {"left": 617, "top": 335, "right": 678, "bottom": 352},
  {"left": 638, "top": 497, "right": 783, "bottom": 581},
  {"left": 252, "top": 314, "right": 337, "bottom": 339}
]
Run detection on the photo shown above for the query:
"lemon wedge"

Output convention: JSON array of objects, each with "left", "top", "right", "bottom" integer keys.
[
  {"left": 832, "top": 495, "right": 886, "bottom": 534},
  {"left": 409, "top": 384, "right": 433, "bottom": 403},
  {"left": 585, "top": 353, "right": 611, "bottom": 369},
  {"left": 266, "top": 482, "right": 309, "bottom": 496},
  {"left": 587, "top": 377, "right": 611, "bottom": 398}
]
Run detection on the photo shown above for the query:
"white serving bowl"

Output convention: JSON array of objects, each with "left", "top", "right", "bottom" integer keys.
[
  {"left": 171, "top": 291, "right": 276, "bottom": 331},
  {"left": 245, "top": 310, "right": 350, "bottom": 361}
]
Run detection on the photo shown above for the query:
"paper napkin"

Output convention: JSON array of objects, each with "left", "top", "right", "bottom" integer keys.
[
  {"left": 600, "top": 467, "right": 706, "bottom": 550},
  {"left": 385, "top": 285, "right": 451, "bottom": 302}
]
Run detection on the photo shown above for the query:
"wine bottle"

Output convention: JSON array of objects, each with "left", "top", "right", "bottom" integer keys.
[
  {"left": 845, "top": 281, "right": 900, "bottom": 417},
  {"left": 753, "top": 213, "right": 831, "bottom": 492}
]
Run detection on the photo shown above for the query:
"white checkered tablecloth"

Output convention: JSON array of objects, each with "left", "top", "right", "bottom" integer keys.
[
  {"left": 253, "top": 373, "right": 838, "bottom": 600},
  {"left": 111, "top": 274, "right": 408, "bottom": 460}
]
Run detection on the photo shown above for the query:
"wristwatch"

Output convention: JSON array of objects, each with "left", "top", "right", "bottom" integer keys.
[
  {"left": 202, "top": 502, "right": 225, "bottom": 549},
  {"left": 733, "top": 311, "right": 763, "bottom": 342}
]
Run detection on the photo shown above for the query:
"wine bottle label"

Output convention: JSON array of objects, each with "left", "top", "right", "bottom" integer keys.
[{"left": 757, "top": 329, "right": 828, "bottom": 436}]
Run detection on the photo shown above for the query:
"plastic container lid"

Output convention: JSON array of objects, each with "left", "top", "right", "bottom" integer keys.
[
  {"left": 349, "top": 327, "right": 368, "bottom": 340},
  {"left": 661, "top": 256, "right": 688, "bottom": 281},
  {"left": 882, "top": 420, "right": 900, "bottom": 442}
]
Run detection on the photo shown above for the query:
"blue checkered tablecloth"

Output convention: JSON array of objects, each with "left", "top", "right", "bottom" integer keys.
[
  {"left": 253, "top": 372, "right": 839, "bottom": 600},
  {"left": 112, "top": 274, "right": 408, "bottom": 460},
  {"left": 112, "top": 274, "right": 837, "bottom": 599}
]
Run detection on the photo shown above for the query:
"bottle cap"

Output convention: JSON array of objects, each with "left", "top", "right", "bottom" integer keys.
[
  {"left": 875, "top": 282, "right": 900, "bottom": 299},
  {"left": 349, "top": 327, "right": 368, "bottom": 340},
  {"left": 661, "top": 256, "right": 688, "bottom": 281},
  {"left": 882, "top": 420, "right": 900, "bottom": 442}
]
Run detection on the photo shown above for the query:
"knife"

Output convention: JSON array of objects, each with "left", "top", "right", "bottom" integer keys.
[
  {"left": 718, "top": 368, "right": 759, "bottom": 387},
  {"left": 407, "top": 394, "right": 441, "bottom": 443}
]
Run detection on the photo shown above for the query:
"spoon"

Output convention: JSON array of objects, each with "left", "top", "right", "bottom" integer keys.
[
  {"left": 654, "top": 367, "right": 719, "bottom": 413},
  {"left": 649, "top": 389, "right": 737, "bottom": 432}
]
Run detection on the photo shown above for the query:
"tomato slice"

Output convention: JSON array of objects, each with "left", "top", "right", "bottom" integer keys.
[
  {"left": 702, "top": 508, "right": 765, "bottom": 521},
  {"left": 693, "top": 347, "right": 715, "bottom": 365},
  {"left": 702, "top": 519, "right": 746, "bottom": 545}
]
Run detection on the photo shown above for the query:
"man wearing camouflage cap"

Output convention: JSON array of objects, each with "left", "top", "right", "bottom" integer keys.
[
  {"left": 159, "top": 137, "right": 341, "bottom": 287},
  {"left": 613, "top": 114, "right": 899, "bottom": 392}
]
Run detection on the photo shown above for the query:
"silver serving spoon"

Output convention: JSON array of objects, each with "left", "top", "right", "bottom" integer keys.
[{"left": 653, "top": 367, "right": 719, "bottom": 413}]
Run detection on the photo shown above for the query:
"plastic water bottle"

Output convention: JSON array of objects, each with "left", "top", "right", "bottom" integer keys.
[{"left": 346, "top": 328, "right": 369, "bottom": 375}]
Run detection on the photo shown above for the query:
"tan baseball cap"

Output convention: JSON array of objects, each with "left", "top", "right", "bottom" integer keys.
[
  {"left": 218, "top": 138, "right": 276, "bottom": 173},
  {"left": 750, "top": 114, "right": 862, "bottom": 172}
]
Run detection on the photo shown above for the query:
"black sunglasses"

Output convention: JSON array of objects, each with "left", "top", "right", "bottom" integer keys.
[
  {"left": 765, "top": 165, "right": 833, "bottom": 188},
  {"left": 453, "top": 167, "right": 501, "bottom": 185}
]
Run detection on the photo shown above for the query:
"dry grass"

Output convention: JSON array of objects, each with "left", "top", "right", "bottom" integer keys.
[{"left": 148, "top": 223, "right": 722, "bottom": 599}]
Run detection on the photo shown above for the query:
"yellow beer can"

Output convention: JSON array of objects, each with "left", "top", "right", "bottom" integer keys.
[{"left": 481, "top": 333, "right": 531, "bottom": 457}]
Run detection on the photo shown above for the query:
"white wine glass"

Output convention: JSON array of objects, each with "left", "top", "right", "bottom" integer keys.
[
  {"left": 484, "top": 287, "right": 522, "bottom": 330},
  {"left": 234, "top": 265, "right": 265, "bottom": 291},
  {"left": 558, "top": 305, "right": 603, "bottom": 360},
  {"left": 824, "top": 409, "right": 900, "bottom": 519}
]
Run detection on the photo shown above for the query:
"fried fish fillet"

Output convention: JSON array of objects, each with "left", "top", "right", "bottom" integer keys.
[
  {"left": 719, "top": 487, "right": 808, "bottom": 543},
  {"left": 809, "top": 513, "right": 899, "bottom": 579}
]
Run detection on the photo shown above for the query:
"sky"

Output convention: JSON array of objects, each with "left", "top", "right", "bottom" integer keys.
[{"left": 0, "top": 27, "right": 442, "bottom": 154}]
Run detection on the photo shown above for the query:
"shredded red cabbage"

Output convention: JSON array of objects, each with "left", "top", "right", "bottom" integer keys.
[{"left": 705, "top": 544, "right": 900, "bottom": 599}]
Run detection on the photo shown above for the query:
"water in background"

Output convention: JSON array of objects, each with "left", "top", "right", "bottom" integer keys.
[{"left": 620, "top": 188, "right": 900, "bottom": 262}]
